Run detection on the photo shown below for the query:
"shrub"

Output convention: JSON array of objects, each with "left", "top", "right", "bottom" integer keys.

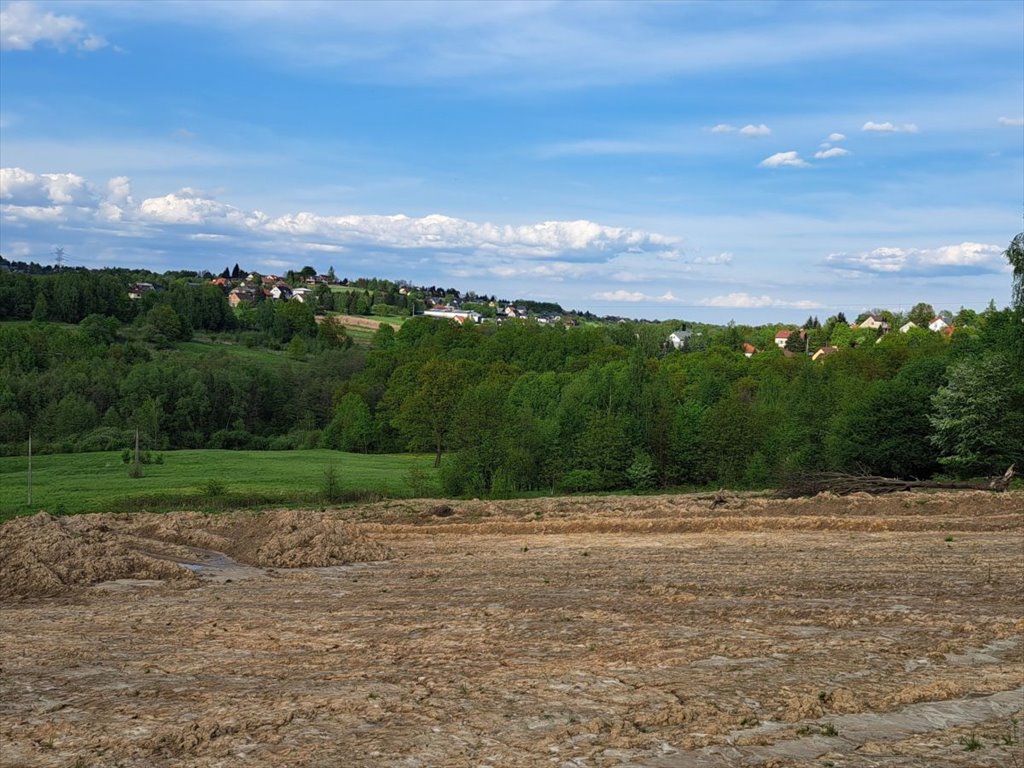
[
  {"left": 626, "top": 450, "right": 656, "bottom": 491},
  {"left": 557, "top": 469, "right": 603, "bottom": 494},
  {"left": 203, "top": 478, "right": 226, "bottom": 497}
]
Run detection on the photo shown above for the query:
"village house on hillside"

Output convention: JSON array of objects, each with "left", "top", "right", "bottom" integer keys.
[
  {"left": 127, "top": 282, "right": 155, "bottom": 300},
  {"left": 774, "top": 329, "right": 791, "bottom": 348},
  {"left": 857, "top": 314, "right": 890, "bottom": 332},
  {"left": 424, "top": 306, "right": 482, "bottom": 324},
  {"left": 742, "top": 342, "right": 758, "bottom": 358},
  {"left": 668, "top": 329, "right": 693, "bottom": 350}
]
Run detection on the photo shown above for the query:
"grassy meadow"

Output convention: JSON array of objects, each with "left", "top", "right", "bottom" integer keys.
[{"left": 0, "top": 450, "right": 440, "bottom": 521}]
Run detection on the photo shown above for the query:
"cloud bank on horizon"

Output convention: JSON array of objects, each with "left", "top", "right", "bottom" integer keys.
[{"left": 0, "top": 0, "right": 1021, "bottom": 320}]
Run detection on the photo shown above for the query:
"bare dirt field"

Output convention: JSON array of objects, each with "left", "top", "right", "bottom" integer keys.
[{"left": 2, "top": 491, "right": 1022, "bottom": 767}]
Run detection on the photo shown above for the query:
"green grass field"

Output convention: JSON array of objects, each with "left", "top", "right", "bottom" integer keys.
[
  {"left": 0, "top": 450, "right": 440, "bottom": 520},
  {"left": 174, "top": 339, "right": 306, "bottom": 365}
]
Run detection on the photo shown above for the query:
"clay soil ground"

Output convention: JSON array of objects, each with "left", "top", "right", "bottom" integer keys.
[{"left": 2, "top": 491, "right": 1023, "bottom": 767}]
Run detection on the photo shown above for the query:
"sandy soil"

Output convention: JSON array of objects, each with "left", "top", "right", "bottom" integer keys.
[{"left": 1, "top": 491, "right": 1022, "bottom": 767}]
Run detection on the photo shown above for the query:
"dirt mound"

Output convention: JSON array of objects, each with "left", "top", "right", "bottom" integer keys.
[
  {"left": 129, "top": 509, "right": 393, "bottom": 568},
  {"left": 0, "top": 513, "right": 197, "bottom": 599}
]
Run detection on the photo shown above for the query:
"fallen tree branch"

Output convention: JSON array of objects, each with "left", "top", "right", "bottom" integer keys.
[{"left": 774, "top": 466, "right": 1015, "bottom": 499}]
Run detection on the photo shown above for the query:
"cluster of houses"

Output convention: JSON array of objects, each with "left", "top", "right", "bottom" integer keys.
[
  {"left": 209, "top": 274, "right": 321, "bottom": 307},
  {"left": 424, "top": 302, "right": 575, "bottom": 326},
  {"left": 667, "top": 312, "right": 958, "bottom": 362}
]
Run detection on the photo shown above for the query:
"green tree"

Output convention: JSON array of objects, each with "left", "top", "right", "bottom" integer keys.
[
  {"left": 908, "top": 302, "right": 936, "bottom": 327},
  {"left": 1007, "top": 231, "right": 1024, "bottom": 312},
  {"left": 322, "top": 393, "right": 375, "bottom": 452},
  {"left": 929, "top": 354, "right": 1024, "bottom": 477},
  {"left": 391, "top": 359, "right": 469, "bottom": 466}
]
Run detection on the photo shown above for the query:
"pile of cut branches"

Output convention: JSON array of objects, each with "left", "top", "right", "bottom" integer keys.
[{"left": 775, "top": 465, "right": 1015, "bottom": 499}]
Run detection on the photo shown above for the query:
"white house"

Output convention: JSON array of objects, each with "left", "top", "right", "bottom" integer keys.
[
  {"left": 928, "top": 316, "right": 949, "bottom": 332},
  {"left": 269, "top": 282, "right": 293, "bottom": 301},
  {"left": 424, "top": 308, "right": 482, "bottom": 324},
  {"left": 900, "top": 321, "right": 917, "bottom": 333},
  {"left": 859, "top": 314, "right": 890, "bottom": 331},
  {"left": 668, "top": 330, "right": 693, "bottom": 350},
  {"left": 774, "top": 330, "right": 792, "bottom": 348}
]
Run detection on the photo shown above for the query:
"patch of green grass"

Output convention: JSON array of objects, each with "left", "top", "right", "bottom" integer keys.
[
  {"left": 0, "top": 449, "right": 440, "bottom": 520},
  {"left": 959, "top": 732, "right": 983, "bottom": 751},
  {"left": 174, "top": 340, "right": 302, "bottom": 366}
]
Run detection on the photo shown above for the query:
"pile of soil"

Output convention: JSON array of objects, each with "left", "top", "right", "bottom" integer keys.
[
  {"left": 0, "top": 513, "right": 197, "bottom": 599},
  {"left": 0, "top": 509, "right": 393, "bottom": 599},
  {"left": 127, "top": 509, "right": 393, "bottom": 568}
]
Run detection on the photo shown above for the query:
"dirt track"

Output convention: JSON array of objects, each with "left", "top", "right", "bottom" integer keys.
[{"left": 1, "top": 491, "right": 1022, "bottom": 767}]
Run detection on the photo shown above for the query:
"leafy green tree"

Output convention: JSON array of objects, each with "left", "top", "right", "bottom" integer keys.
[
  {"left": 322, "top": 393, "right": 375, "bottom": 452},
  {"left": 1007, "top": 232, "right": 1024, "bottom": 312},
  {"left": 784, "top": 330, "right": 807, "bottom": 354},
  {"left": 143, "top": 303, "right": 187, "bottom": 344},
  {"left": 391, "top": 359, "right": 469, "bottom": 466},
  {"left": 908, "top": 302, "right": 936, "bottom": 327},
  {"left": 929, "top": 354, "right": 1024, "bottom": 477},
  {"left": 827, "top": 321, "right": 851, "bottom": 348},
  {"left": 286, "top": 335, "right": 307, "bottom": 360}
]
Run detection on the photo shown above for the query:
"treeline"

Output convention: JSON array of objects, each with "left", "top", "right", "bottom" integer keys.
[
  {"left": 3, "top": 303, "right": 1020, "bottom": 494},
  {"left": 0, "top": 267, "right": 351, "bottom": 349},
  {"left": 324, "top": 308, "right": 1022, "bottom": 494},
  {"left": 0, "top": 321, "right": 360, "bottom": 455}
]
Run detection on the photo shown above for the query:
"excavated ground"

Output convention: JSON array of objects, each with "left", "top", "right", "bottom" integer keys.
[{"left": 1, "top": 491, "right": 1022, "bottom": 767}]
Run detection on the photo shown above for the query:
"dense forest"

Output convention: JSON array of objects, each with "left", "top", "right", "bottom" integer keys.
[{"left": 1, "top": 235, "right": 1022, "bottom": 496}]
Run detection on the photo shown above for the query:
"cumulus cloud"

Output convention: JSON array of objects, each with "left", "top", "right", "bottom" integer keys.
[
  {"left": 739, "top": 123, "right": 771, "bottom": 137},
  {"left": 862, "top": 121, "right": 919, "bottom": 133},
  {"left": 0, "top": 2, "right": 107, "bottom": 52},
  {"left": 0, "top": 167, "right": 97, "bottom": 207},
  {"left": 828, "top": 132, "right": 846, "bottom": 142},
  {"left": 711, "top": 123, "right": 771, "bottom": 136},
  {"left": 825, "top": 242, "right": 1005, "bottom": 276},
  {"left": 691, "top": 252, "right": 734, "bottom": 265},
  {"left": 759, "top": 151, "right": 809, "bottom": 168},
  {"left": 592, "top": 290, "right": 677, "bottom": 303},
  {"left": 814, "top": 147, "right": 851, "bottom": 159},
  {"left": 998, "top": 116, "right": 1024, "bottom": 127},
  {"left": 699, "top": 293, "right": 822, "bottom": 309},
  {"left": 1, "top": 166, "right": 687, "bottom": 275}
]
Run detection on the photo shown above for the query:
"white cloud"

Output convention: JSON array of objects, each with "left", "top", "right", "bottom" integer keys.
[
  {"left": 592, "top": 289, "right": 677, "bottom": 303},
  {"left": 862, "top": 121, "right": 920, "bottom": 133},
  {"left": 825, "top": 242, "right": 1005, "bottom": 276},
  {"left": 828, "top": 132, "right": 846, "bottom": 142},
  {"left": 739, "top": 123, "right": 771, "bottom": 137},
  {"left": 711, "top": 123, "right": 770, "bottom": 136},
  {"left": 691, "top": 252, "right": 734, "bottom": 265},
  {"left": 699, "top": 293, "right": 822, "bottom": 309},
  {"left": 814, "top": 147, "right": 851, "bottom": 159},
  {"left": 172, "top": 128, "right": 198, "bottom": 140},
  {"left": 593, "top": 290, "right": 647, "bottom": 302},
  {"left": 0, "top": 167, "right": 96, "bottom": 206},
  {"left": 998, "top": 116, "right": 1024, "bottom": 127},
  {"left": 759, "top": 151, "right": 809, "bottom": 168},
  {"left": 0, "top": 2, "right": 107, "bottom": 52},
  {"left": 1, "top": 166, "right": 686, "bottom": 272}
]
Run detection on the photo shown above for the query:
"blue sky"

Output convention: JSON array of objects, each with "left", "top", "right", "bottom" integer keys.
[{"left": 1, "top": 0, "right": 1022, "bottom": 322}]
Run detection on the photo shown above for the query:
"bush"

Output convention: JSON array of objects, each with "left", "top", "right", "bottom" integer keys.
[
  {"left": 557, "top": 469, "right": 603, "bottom": 493},
  {"left": 626, "top": 450, "right": 656, "bottom": 491},
  {"left": 320, "top": 464, "right": 343, "bottom": 502},
  {"left": 203, "top": 478, "right": 226, "bottom": 497}
]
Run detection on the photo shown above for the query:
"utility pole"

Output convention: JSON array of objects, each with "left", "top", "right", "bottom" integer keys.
[{"left": 53, "top": 246, "right": 66, "bottom": 270}]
